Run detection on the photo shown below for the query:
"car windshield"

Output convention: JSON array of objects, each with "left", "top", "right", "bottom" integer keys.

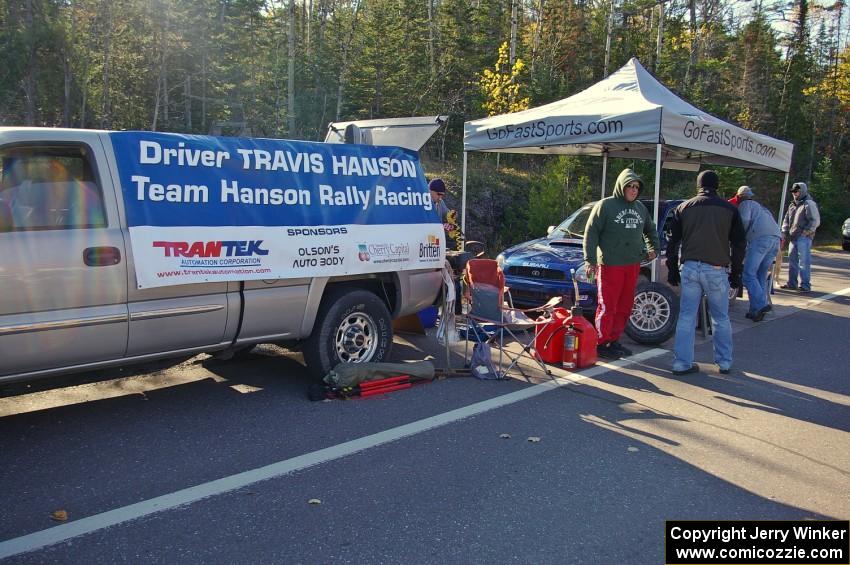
[{"left": 548, "top": 204, "right": 593, "bottom": 239}]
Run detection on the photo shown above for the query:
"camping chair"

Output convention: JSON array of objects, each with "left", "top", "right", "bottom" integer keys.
[{"left": 461, "top": 258, "right": 560, "bottom": 379}]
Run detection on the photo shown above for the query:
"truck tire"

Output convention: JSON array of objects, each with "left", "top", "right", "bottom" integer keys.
[
  {"left": 625, "top": 281, "right": 678, "bottom": 345},
  {"left": 303, "top": 288, "right": 393, "bottom": 378}
]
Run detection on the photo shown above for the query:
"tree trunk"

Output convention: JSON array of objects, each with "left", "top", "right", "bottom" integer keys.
[
  {"left": 63, "top": 51, "right": 72, "bottom": 127},
  {"left": 23, "top": 0, "right": 36, "bottom": 125},
  {"left": 427, "top": 0, "right": 435, "bottom": 81},
  {"left": 185, "top": 75, "right": 192, "bottom": 130},
  {"left": 288, "top": 0, "right": 296, "bottom": 135},
  {"left": 509, "top": 0, "right": 517, "bottom": 67},
  {"left": 100, "top": 1, "right": 112, "bottom": 129},
  {"left": 335, "top": 2, "right": 362, "bottom": 121},
  {"left": 685, "top": 0, "right": 697, "bottom": 83}
]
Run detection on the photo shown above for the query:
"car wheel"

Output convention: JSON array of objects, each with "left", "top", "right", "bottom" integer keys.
[
  {"left": 303, "top": 288, "right": 393, "bottom": 378},
  {"left": 625, "top": 281, "right": 678, "bottom": 345},
  {"left": 843, "top": 241, "right": 850, "bottom": 251}
]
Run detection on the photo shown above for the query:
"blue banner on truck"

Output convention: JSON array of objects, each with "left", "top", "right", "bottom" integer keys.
[{"left": 110, "top": 132, "right": 445, "bottom": 288}]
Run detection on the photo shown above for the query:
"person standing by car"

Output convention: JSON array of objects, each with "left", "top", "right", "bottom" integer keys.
[
  {"left": 583, "top": 168, "right": 659, "bottom": 359},
  {"left": 780, "top": 182, "right": 820, "bottom": 292},
  {"left": 736, "top": 186, "right": 781, "bottom": 322},
  {"left": 666, "top": 170, "right": 746, "bottom": 375},
  {"left": 429, "top": 177, "right": 459, "bottom": 251}
]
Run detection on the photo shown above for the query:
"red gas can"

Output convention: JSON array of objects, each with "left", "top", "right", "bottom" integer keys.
[
  {"left": 535, "top": 307, "right": 569, "bottom": 364},
  {"left": 564, "top": 306, "right": 598, "bottom": 369}
]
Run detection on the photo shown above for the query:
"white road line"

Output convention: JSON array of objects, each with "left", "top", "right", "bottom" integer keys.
[
  {"left": 803, "top": 286, "right": 850, "bottom": 307},
  {"left": 0, "top": 348, "right": 666, "bottom": 559}
]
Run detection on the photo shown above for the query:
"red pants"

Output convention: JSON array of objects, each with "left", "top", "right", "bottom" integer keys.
[{"left": 594, "top": 263, "right": 640, "bottom": 346}]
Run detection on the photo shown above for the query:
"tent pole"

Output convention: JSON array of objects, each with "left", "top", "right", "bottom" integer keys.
[
  {"left": 461, "top": 151, "right": 468, "bottom": 248},
  {"left": 601, "top": 152, "right": 608, "bottom": 198},
  {"left": 652, "top": 144, "right": 662, "bottom": 282},
  {"left": 777, "top": 172, "right": 790, "bottom": 225}
]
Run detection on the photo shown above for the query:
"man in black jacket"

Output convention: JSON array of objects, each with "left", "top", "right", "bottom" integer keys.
[{"left": 666, "top": 170, "right": 746, "bottom": 375}]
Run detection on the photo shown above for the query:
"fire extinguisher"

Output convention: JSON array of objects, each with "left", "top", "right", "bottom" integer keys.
[{"left": 563, "top": 323, "right": 579, "bottom": 369}]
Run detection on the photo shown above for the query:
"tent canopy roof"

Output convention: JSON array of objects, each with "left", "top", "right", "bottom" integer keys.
[{"left": 463, "top": 58, "right": 792, "bottom": 172}]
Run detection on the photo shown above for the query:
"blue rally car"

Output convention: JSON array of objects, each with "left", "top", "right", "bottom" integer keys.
[{"left": 496, "top": 198, "right": 683, "bottom": 345}]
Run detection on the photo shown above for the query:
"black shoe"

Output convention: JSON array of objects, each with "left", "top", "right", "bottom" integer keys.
[
  {"left": 597, "top": 343, "right": 620, "bottom": 359},
  {"left": 799, "top": 287, "right": 811, "bottom": 293},
  {"left": 752, "top": 308, "right": 766, "bottom": 322},
  {"left": 780, "top": 283, "right": 797, "bottom": 290},
  {"left": 763, "top": 304, "right": 772, "bottom": 312},
  {"left": 610, "top": 341, "right": 633, "bottom": 357},
  {"left": 745, "top": 311, "right": 754, "bottom": 319},
  {"left": 719, "top": 367, "right": 731, "bottom": 375},
  {"left": 672, "top": 364, "right": 699, "bottom": 376}
]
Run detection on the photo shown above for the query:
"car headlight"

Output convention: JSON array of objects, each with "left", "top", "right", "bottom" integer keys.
[
  {"left": 573, "top": 263, "right": 590, "bottom": 283},
  {"left": 496, "top": 253, "right": 505, "bottom": 268}
]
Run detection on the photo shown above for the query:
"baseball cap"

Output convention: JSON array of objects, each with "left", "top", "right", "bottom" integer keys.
[
  {"left": 428, "top": 178, "right": 446, "bottom": 194},
  {"left": 736, "top": 186, "right": 753, "bottom": 198}
]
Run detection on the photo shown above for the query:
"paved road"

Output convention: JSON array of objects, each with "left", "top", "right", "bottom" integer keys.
[{"left": 1, "top": 250, "right": 848, "bottom": 563}]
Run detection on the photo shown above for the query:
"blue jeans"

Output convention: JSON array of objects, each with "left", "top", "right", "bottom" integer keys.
[
  {"left": 673, "top": 261, "right": 733, "bottom": 371},
  {"left": 743, "top": 235, "right": 780, "bottom": 313},
  {"left": 787, "top": 235, "right": 813, "bottom": 290}
]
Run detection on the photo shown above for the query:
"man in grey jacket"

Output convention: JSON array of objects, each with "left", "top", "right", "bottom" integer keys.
[
  {"left": 736, "top": 186, "right": 781, "bottom": 321},
  {"left": 780, "top": 182, "right": 820, "bottom": 292}
]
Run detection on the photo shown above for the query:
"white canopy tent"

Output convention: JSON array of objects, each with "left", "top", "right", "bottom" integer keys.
[{"left": 462, "top": 58, "right": 794, "bottom": 279}]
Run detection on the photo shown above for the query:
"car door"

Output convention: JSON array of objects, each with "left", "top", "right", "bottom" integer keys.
[
  {"left": 97, "top": 136, "right": 233, "bottom": 358},
  {"left": 0, "top": 133, "right": 128, "bottom": 379}
]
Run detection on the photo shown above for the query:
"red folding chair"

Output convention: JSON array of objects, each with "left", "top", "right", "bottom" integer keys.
[{"left": 461, "top": 259, "right": 561, "bottom": 379}]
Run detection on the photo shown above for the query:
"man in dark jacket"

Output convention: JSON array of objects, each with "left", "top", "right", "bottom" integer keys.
[
  {"left": 666, "top": 170, "right": 746, "bottom": 375},
  {"left": 583, "top": 168, "right": 659, "bottom": 359}
]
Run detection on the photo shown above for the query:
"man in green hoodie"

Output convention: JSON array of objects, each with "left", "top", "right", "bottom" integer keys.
[{"left": 583, "top": 168, "right": 660, "bottom": 359}]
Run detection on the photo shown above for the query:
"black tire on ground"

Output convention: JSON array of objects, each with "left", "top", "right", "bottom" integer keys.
[
  {"left": 625, "top": 281, "right": 679, "bottom": 345},
  {"left": 843, "top": 241, "right": 850, "bottom": 251},
  {"left": 303, "top": 288, "right": 393, "bottom": 379}
]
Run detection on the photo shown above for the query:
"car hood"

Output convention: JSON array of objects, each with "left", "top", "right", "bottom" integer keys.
[{"left": 502, "top": 237, "right": 585, "bottom": 270}]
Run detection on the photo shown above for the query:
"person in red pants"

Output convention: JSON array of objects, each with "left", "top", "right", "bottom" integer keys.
[{"left": 583, "top": 169, "right": 660, "bottom": 359}]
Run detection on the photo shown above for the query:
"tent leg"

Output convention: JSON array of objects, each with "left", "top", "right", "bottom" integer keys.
[
  {"left": 777, "top": 172, "right": 790, "bottom": 225},
  {"left": 601, "top": 153, "right": 608, "bottom": 198},
  {"left": 461, "top": 151, "right": 468, "bottom": 248},
  {"left": 652, "top": 144, "right": 662, "bottom": 282}
]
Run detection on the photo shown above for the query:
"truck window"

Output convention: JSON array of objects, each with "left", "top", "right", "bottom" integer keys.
[{"left": 0, "top": 145, "right": 106, "bottom": 231}]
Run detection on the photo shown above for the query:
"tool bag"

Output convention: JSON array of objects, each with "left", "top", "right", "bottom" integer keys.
[{"left": 323, "top": 360, "right": 436, "bottom": 388}]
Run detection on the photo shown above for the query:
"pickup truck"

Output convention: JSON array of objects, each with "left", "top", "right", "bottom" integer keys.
[{"left": 0, "top": 124, "right": 444, "bottom": 384}]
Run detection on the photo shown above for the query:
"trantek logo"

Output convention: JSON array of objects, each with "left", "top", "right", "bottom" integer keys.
[
  {"left": 419, "top": 234, "right": 441, "bottom": 259},
  {"left": 153, "top": 240, "right": 270, "bottom": 257}
]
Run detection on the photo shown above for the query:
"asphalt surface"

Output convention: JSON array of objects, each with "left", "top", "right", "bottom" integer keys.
[{"left": 1, "top": 250, "right": 848, "bottom": 564}]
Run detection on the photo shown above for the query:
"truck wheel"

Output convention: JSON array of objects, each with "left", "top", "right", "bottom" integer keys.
[
  {"left": 625, "top": 281, "right": 678, "bottom": 345},
  {"left": 303, "top": 288, "right": 393, "bottom": 378}
]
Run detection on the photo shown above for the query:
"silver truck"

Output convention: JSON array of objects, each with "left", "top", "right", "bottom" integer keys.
[{"left": 0, "top": 120, "right": 445, "bottom": 384}]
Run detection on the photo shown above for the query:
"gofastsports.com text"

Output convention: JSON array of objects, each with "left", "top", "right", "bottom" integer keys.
[
  {"left": 665, "top": 520, "right": 849, "bottom": 565},
  {"left": 486, "top": 119, "right": 624, "bottom": 142}
]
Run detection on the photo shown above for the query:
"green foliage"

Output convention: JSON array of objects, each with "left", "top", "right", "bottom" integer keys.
[
  {"left": 0, "top": 0, "right": 847, "bottom": 250},
  {"left": 524, "top": 156, "right": 593, "bottom": 241},
  {"left": 812, "top": 157, "right": 850, "bottom": 238}
]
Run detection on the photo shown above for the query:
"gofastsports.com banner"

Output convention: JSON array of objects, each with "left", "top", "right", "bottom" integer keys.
[{"left": 110, "top": 132, "right": 444, "bottom": 288}]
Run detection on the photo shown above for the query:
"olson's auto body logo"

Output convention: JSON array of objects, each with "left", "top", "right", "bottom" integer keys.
[
  {"left": 419, "top": 234, "right": 441, "bottom": 261},
  {"left": 357, "top": 244, "right": 371, "bottom": 262}
]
